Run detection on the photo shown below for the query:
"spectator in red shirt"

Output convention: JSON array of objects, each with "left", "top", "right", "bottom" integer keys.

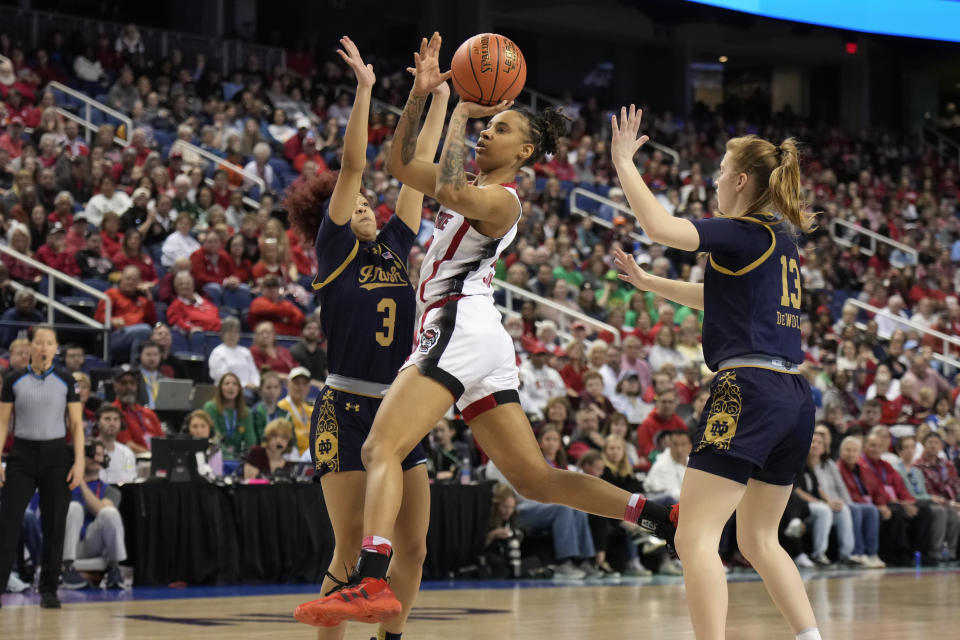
[
  {"left": 34, "top": 224, "right": 81, "bottom": 279},
  {"left": 2, "top": 224, "right": 42, "bottom": 284},
  {"left": 674, "top": 362, "right": 701, "bottom": 407},
  {"left": 250, "top": 321, "right": 295, "bottom": 376},
  {"left": 862, "top": 432, "right": 936, "bottom": 564},
  {"left": 0, "top": 117, "right": 26, "bottom": 158},
  {"left": 374, "top": 184, "right": 399, "bottom": 229},
  {"left": 189, "top": 232, "right": 251, "bottom": 311},
  {"left": 110, "top": 367, "right": 164, "bottom": 454},
  {"left": 166, "top": 271, "right": 222, "bottom": 350},
  {"left": 916, "top": 432, "right": 960, "bottom": 503},
  {"left": 225, "top": 233, "right": 254, "bottom": 285},
  {"left": 95, "top": 265, "right": 157, "bottom": 364},
  {"left": 48, "top": 191, "right": 76, "bottom": 228},
  {"left": 248, "top": 275, "right": 305, "bottom": 336},
  {"left": 111, "top": 229, "right": 157, "bottom": 287},
  {"left": 579, "top": 370, "right": 615, "bottom": 420},
  {"left": 100, "top": 211, "right": 125, "bottom": 260},
  {"left": 293, "top": 132, "right": 328, "bottom": 174},
  {"left": 635, "top": 388, "right": 687, "bottom": 458}
]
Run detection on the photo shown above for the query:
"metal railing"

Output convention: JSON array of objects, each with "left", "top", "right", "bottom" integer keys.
[
  {"left": 920, "top": 122, "right": 960, "bottom": 167},
  {"left": 171, "top": 139, "right": 266, "bottom": 195},
  {"left": 569, "top": 188, "right": 653, "bottom": 247},
  {"left": 0, "top": 5, "right": 284, "bottom": 77},
  {"left": 647, "top": 141, "right": 680, "bottom": 165},
  {"left": 0, "top": 245, "right": 111, "bottom": 360},
  {"left": 492, "top": 279, "right": 621, "bottom": 345},
  {"left": 53, "top": 108, "right": 128, "bottom": 147},
  {"left": 47, "top": 82, "right": 133, "bottom": 146},
  {"left": 845, "top": 299, "right": 960, "bottom": 370},
  {"left": 519, "top": 87, "right": 560, "bottom": 112},
  {"left": 828, "top": 218, "right": 919, "bottom": 268},
  {"left": 334, "top": 84, "right": 475, "bottom": 150}
]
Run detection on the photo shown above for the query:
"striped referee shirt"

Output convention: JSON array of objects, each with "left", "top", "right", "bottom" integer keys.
[{"left": 1, "top": 366, "right": 79, "bottom": 440}]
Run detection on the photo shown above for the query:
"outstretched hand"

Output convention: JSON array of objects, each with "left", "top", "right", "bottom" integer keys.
[
  {"left": 406, "top": 67, "right": 451, "bottom": 99},
  {"left": 411, "top": 32, "right": 452, "bottom": 96},
  {"left": 612, "top": 245, "right": 650, "bottom": 291},
  {"left": 610, "top": 104, "right": 650, "bottom": 165},
  {"left": 336, "top": 36, "right": 375, "bottom": 89},
  {"left": 457, "top": 99, "right": 513, "bottom": 119}
]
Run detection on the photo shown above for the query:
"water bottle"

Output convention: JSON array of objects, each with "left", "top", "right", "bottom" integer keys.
[
  {"left": 507, "top": 536, "right": 522, "bottom": 578},
  {"left": 460, "top": 457, "right": 472, "bottom": 485},
  {"left": 96, "top": 379, "right": 106, "bottom": 399},
  {"left": 914, "top": 550, "right": 922, "bottom": 570}
]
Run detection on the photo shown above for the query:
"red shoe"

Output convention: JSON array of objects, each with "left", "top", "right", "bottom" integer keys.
[
  {"left": 669, "top": 503, "right": 680, "bottom": 527},
  {"left": 293, "top": 577, "right": 402, "bottom": 627}
]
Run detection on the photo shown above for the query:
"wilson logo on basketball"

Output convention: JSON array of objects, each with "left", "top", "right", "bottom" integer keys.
[{"left": 419, "top": 327, "right": 440, "bottom": 352}]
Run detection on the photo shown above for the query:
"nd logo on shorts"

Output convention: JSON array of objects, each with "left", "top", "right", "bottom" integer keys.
[
  {"left": 419, "top": 327, "right": 440, "bottom": 353},
  {"left": 696, "top": 371, "right": 742, "bottom": 453},
  {"left": 313, "top": 390, "right": 340, "bottom": 472}
]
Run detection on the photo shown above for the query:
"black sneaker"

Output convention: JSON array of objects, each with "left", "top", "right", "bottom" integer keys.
[
  {"left": 61, "top": 566, "right": 89, "bottom": 590},
  {"left": 40, "top": 592, "right": 61, "bottom": 608},
  {"left": 105, "top": 566, "right": 125, "bottom": 590}
]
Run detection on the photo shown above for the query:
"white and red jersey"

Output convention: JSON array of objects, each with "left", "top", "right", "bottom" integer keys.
[{"left": 416, "top": 183, "right": 520, "bottom": 317}]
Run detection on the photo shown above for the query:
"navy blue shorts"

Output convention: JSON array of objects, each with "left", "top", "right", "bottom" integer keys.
[
  {"left": 688, "top": 366, "right": 815, "bottom": 486},
  {"left": 309, "top": 386, "right": 427, "bottom": 477}
]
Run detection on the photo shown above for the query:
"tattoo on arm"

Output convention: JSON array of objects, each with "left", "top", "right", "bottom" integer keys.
[
  {"left": 398, "top": 94, "right": 427, "bottom": 165},
  {"left": 439, "top": 111, "right": 468, "bottom": 189}
]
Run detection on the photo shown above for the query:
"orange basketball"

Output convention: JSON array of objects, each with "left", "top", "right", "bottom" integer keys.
[{"left": 450, "top": 33, "right": 526, "bottom": 106}]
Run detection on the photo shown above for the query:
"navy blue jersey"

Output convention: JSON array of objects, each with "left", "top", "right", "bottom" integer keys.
[
  {"left": 313, "top": 209, "right": 417, "bottom": 385},
  {"left": 692, "top": 213, "right": 804, "bottom": 371}
]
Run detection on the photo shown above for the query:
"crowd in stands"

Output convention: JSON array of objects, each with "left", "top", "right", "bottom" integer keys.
[{"left": 1, "top": 21, "right": 960, "bottom": 586}]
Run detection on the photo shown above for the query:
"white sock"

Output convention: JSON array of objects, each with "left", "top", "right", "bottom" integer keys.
[{"left": 796, "top": 627, "right": 822, "bottom": 640}]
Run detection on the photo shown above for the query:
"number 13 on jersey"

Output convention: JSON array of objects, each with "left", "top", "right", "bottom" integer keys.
[{"left": 779, "top": 255, "right": 801, "bottom": 309}]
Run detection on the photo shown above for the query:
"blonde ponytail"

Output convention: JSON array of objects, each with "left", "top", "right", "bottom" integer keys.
[{"left": 726, "top": 135, "right": 816, "bottom": 233}]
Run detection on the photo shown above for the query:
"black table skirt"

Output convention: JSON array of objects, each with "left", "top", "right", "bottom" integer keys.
[{"left": 119, "top": 481, "right": 492, "bottom": 586}]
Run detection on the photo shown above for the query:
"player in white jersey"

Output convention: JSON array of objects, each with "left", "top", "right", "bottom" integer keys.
[{"left": 298, "top": 33, "right": 677, "bottom": 628}]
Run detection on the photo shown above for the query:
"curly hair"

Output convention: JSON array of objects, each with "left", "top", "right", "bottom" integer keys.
[
  {"left": 283, "top": 170, "right": 339, "bottom": 242},
  {"left": 514, "top": 106, "right": 571, "bottom": 166}
]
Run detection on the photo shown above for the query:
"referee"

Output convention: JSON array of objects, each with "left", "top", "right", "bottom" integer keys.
[{"left": 0, "top": 324, "right": 84, "bottom": 609}]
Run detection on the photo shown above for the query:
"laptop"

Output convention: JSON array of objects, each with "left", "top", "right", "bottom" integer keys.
[
  {"left": 154, "top": 379, "right": 195, "bottom": 412},
  {"left": 191, "top": 383, "right": 218, "bottom": 410}
]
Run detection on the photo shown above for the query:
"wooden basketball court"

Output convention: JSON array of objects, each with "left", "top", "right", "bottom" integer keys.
[{"left": 1, "top": 568, "right": 957, "bottom": 639}]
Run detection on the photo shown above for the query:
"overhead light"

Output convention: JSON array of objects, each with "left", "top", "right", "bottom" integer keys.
[{"left": 718, "top": 55, "right": 728, "bottom": 63}]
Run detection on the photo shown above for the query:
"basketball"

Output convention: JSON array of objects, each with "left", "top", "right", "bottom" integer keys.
[{"left": 450, "top": 33, "right": 526, "bottom": 106}]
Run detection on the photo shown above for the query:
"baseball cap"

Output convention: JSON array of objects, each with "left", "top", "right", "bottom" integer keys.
[
  {"left": 295, "top": 115, "right": 311, "bottom": 129},
  {"left": 168, "top": 149, "right": 183, "bottom": 160},
  {"left": 49, "top": 223, "right": 66, "bottom": 235},
  {"left": 9, "top": 116, "right": 23, "bottom": 126},
  {"left": 528, "top": 341, "right": 549, "bottom": 355},
  {"left": 571, "top": 321, "right": 587, "bottom": 331},
  {"left": 289, "top": 366, "right": 311, "bottom": 381},
  {"left": 113, "top": 364, "right": 139, "bottom": 380}
]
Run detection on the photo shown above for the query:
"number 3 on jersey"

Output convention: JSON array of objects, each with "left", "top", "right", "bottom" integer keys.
[
  {"left": 376, "top": 298, "right": 396, "bottom": 346},
  {"left": 779, "top": 255, "right": 801, "bottom": 309}
]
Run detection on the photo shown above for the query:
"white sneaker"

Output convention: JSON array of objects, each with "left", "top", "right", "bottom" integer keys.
[
  {"left": 641, "top": 535, "right": 668, "bottom": 555},
  {"left": 794, "top": 553, "right": 816, "bottom": 568},
  {"left": 785, "top": 518, "right": 807, "bottom": 539},
  {"left": 7, "top": 572, "right": 30, "bottom": 593},
  {"left": 624, "top": 559, "right": 653, "bottom": 577},
  {"left": 866, "top": 555, "right": 886, "bottom": 569},
  {"left": 659, "top": 558, "right": 684, "bottom": 576},
  {"left": 552, "top": 560, "right": 586, "bottom": 579}
]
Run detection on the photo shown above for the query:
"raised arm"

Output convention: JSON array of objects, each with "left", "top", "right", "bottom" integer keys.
[
  {"left": 386, "top": 32, "right": 451, "bottom": 197},
  {"left": 611, "top": 105, "right": 700, "bottom": 251},
  {"left": 328, "top": 36, "right": 375, "bottom": 226},
  {"left": 394, "top": 80, "right": 450, "bottom": 232},
  {"left": 613, "top": 246, "right": 704, "bottom": 311},
  {"left": 433, "top": 99, "right": 517, "bottom": 224}
]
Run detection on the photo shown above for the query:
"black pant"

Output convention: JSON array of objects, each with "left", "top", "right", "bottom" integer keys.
[{"left": 0, "top": 438, "right": 72, "bottom": 594}]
